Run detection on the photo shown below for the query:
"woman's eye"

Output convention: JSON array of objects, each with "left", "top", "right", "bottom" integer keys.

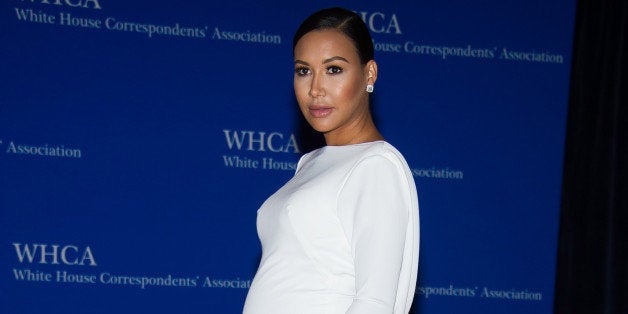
[
  {"left": 327, "top": 66, "right": 343, "bottom": 74},
  {"left": 295, "top": 67, "right": 310, "bottom": 76}
]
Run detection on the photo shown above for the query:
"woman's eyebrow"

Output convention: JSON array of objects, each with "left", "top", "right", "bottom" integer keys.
[
  {"left": 323, "top": 56, "right": 349, "bottom": 64},
  {"left": 294, "top": 56, "right": 350, "bottom": 66}
]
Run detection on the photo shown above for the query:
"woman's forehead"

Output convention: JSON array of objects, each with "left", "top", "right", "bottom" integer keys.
[{"left": 294, "top": 29, "right": 360, "bottom": 62}]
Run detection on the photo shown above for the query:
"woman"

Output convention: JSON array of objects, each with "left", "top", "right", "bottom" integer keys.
[{"left": 243, "top": 7, "right": 419, "bottom": 314}]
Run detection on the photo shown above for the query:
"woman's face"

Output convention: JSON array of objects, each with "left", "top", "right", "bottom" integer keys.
[{"left": 293, "top": 29, "right": 376, "bottom": 143}]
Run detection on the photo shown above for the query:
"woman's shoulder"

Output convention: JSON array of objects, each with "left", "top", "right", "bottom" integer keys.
[{"left": 358, "top": 141, "right": 409, "bottom": 166}]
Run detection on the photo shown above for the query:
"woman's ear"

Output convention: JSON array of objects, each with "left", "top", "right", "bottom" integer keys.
[
  {"left": 365, "top": 60, "right": 378, "bottom": 93},
  {"left": 366, "top": 60, "right": 378, "bottom": 85}
]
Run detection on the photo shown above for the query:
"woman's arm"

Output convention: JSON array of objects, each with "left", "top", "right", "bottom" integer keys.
[{"left": 338, "top": 154, "right": 412, "bottom": 314}]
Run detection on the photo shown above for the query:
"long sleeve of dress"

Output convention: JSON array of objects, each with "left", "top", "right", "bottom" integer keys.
[{"left": 337, "top": 154, "right": 412, "bottom": 314}]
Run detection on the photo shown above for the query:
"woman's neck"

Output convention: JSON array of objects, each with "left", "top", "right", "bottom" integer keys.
[{"left": 323, "top": 118, "right": 384, "bottom": 146}]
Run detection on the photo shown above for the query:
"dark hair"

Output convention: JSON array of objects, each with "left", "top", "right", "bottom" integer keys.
[{"left": 293, "top": 7, "right": 374, "bottom": 65}]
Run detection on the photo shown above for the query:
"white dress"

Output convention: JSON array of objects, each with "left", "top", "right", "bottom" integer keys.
[{"left": 243, "top": 141, "right": 420, "bottom": 314}]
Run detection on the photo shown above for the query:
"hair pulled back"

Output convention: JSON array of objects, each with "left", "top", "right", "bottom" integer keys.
[{"left": 293, "top": 7, "right": 374, "bottom": 65}]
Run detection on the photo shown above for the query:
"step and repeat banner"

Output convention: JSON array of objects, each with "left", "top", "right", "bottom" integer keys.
[{"left": 1, "top": 0, "right": 575, "bottom": 313}]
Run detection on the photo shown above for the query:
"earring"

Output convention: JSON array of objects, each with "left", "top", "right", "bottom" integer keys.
[{"left": 366, "top": 84, "right": 374, "bottom": 93}]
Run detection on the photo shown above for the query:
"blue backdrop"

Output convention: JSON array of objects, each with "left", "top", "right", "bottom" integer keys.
[{"left": 1, "top": 0, "right": 575, "bottom": 313}]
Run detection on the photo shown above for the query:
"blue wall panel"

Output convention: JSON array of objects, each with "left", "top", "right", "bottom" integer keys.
[{"left": 1, "top": 1, "right": 575, "bottom": 313}]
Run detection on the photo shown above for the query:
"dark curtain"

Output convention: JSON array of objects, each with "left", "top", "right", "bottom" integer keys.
[{"left": 554, "top": 0, "right": 628, "bottom": 313}]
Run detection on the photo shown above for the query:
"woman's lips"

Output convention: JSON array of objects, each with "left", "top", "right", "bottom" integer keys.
[{"left": 308, "top": 105, "right": 333, "bottom": 118}]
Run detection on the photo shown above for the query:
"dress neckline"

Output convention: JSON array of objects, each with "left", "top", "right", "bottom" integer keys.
[{"left": 323, "top": 140, "right": 386, "bottom": 149}]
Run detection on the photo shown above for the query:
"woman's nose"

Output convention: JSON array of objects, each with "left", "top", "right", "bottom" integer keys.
[{"left": 309, "top": 73, "right": 325, "bottom": 97}]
